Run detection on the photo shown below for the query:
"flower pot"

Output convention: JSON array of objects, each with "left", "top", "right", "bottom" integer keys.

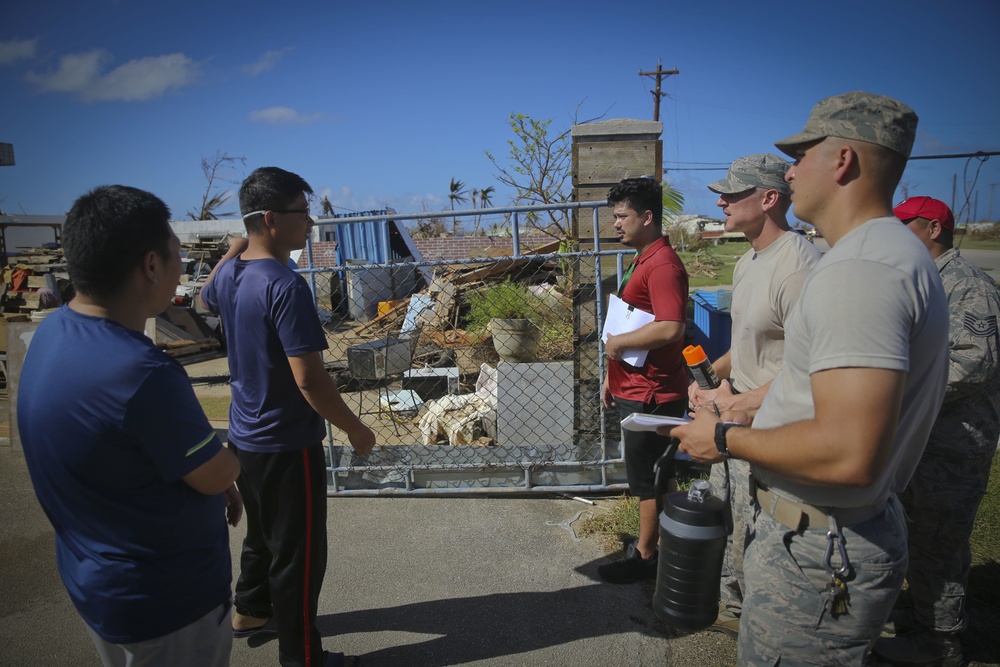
[{"left": 489, "top": 318, "right": 541, "bottom": 363}]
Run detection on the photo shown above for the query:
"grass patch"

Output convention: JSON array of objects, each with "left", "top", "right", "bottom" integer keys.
[
  {"left": 197, "top": 395, "right": 230, "bottom": 421},
  {"left": 580, "top": 463, "right": 708, "bottom": 552},
  {"left": 578, "top": 493, "right": 638, "bottom": 551},
  {"left": 971, "top": 453, "right": 1000, "bottom": 569},
  {"left": 677, "top": 246, "right": 743, "bottom": 287},
  {"left": 957, "top": 238, "right": 1000, "bottom": 251}
]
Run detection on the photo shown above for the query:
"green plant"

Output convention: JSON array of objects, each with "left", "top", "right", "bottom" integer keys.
[{"left": 464, "top": 280, "right": 541, "bottom": 332}]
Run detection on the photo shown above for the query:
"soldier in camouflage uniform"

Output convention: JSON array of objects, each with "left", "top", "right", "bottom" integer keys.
[
  {"left": 664, "top": 92, "right": 950, "bottom": 665},
  {"left": 690, "top": 154, "right": 821, "bottom": 638},
  {"left": 873, "top": 196, "right": 1000, "bottom": 667}
]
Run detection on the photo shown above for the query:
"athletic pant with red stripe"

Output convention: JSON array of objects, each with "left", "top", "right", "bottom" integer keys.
[{"left": 233, "top": 443, "right": 329, "bottom": 667}]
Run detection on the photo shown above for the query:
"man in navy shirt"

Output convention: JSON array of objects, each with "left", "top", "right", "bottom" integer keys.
[
  {"left": 19, "top": 185, "right": 242, "bottom": 666},
  {"left": 201, "top": 166, "right": 375, "bottom": 667}
]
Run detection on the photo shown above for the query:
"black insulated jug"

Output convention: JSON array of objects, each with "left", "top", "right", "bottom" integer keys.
[{"left": 652, "top": 449, "right": 728, "bottom": 631}]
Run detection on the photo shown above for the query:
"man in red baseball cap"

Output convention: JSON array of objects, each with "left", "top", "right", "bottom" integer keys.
[
  {"left": 874, "top": 196, "right": 1000, "bottom": 666},
  {"left": 894, "top": 195, "right": 955, "bottom": 233}
]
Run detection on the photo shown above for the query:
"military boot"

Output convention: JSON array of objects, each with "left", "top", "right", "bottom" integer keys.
[
  {"left": 706, "top": 603, "right": 740, "bottom": 639},
  {"left": 872, "top": 629, "right": 964, "bottom": 667},
  {"left": 882, "top": 607, "right": 918, "bottom": 635}
]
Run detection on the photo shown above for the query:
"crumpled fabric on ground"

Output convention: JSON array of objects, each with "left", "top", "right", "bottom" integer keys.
[{"left": 417, "top": 363, "right": 498, "bottom": 446}]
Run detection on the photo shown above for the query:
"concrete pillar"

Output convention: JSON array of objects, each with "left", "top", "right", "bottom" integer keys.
[{"left": 571, "top": 118, "right": 663, "bottom": 242}]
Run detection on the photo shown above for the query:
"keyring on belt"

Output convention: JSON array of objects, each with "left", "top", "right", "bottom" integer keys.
[{"left": 824, "top": 514, "right": 851, "bottom": 577}]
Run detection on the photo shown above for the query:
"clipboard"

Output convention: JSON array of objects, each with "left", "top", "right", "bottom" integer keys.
[
  {"left": 620, "top": 413, "right": 691, "bottom": 432},
  {"left": 602, "top": 294, "right": 655, "bottom": 366}
]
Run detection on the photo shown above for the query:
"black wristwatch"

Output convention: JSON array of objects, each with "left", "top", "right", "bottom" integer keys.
[{"left": 715, "top": 422, "right": 742, "bottom": 459}]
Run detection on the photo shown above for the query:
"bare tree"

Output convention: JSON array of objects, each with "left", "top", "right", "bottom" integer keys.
[
  {"left": 410, "top": 201, "right": 448, "bottom": 238},
  {"left": 187, "top": 152, "right": 246, "bottom": 221},
  {"left": 485, "top": 106, "right": 606, "bottom": 240}
]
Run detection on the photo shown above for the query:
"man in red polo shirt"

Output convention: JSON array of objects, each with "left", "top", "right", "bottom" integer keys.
[{"left": 599, "top": 177, "right": 690, "bottom": 584}]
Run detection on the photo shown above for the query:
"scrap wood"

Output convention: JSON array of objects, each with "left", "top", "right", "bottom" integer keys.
[
  {"left": 447, "top": 257, "right": 560, "bottom": 285},
  {"left": 155, "top": 316, "right": 197, "bottom": 342},
  {"left": 351, "top": 296, "right": 411, "bottom": 334},
  {"left": 426, "top": 277, "right": 456, "bottom": 330},
  {"left": 161, "top": 337, "right": 220, "bottom": 357}
]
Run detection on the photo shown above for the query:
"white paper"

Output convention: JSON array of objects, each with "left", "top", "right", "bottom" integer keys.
[
  {"left": 620, "top": 413, "right": 692, "bottom": 432},
  {"left": 602, "top": 294, "right": 656, "bottom": 367}
]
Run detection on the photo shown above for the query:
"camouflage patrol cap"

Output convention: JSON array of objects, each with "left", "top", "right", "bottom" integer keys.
[
  {"left": 707, "top": 154, "right": 791, "bottom": 196},
  {"left": 774, "top": 91, "right": 919, "bottom": 158}
]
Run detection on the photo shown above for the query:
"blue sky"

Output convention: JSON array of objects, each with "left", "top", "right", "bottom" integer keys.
[{"left": 3, "top": 0, "right": 999, "bottom": 232}]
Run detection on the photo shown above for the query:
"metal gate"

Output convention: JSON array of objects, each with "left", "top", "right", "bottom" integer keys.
[{"left": 299, "top": 202, "right": 637, "bottom": 495}]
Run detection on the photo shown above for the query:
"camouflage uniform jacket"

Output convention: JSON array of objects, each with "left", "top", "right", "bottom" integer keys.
[{"left": 926, "top": 247, "right": 1000, "bottom": 458}]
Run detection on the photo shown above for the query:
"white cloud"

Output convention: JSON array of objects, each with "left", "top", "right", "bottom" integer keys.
[
  {"left": 248, "top": 106, "right": 323, "bottom": 125},
  {"left": 25, "top": 50, "right": 198, "bottom": 102},
  {"left": 244, "top": 48, "right": 292, "bottom": 76},
  {"left": 0, "top": 38, "right": 38, "bottom": 66}
]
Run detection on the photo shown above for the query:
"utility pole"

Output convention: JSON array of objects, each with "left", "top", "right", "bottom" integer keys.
[
  {"left": 989, "top": 183, "right": 998, "bottom": 222},
  {"left": 638, "top": 59, "right": 679, "bottom": 122}
]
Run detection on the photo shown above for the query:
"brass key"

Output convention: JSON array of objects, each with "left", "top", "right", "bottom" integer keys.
[{"left": 827, "top": 573, "right": 850, "bottom": 616}]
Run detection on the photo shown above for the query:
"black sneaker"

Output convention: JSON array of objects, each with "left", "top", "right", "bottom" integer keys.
[{"left": 597, "top": 542, "right": 657, "bottom": 584}]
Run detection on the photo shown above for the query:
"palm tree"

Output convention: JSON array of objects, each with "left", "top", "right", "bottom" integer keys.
[
  {"left": 449, "top": 178, "right": 467, "bottom": 236},
  {"left": 474, "top": 186, "right": 495, "bottom": 235},
  {"left": 479, "top": 186, "right": 495, "bottom": 209},
  {"left": 661, "top": 183, "right": 689, "bottom": 249},
  {"left": 320, "top": 195, "right": 335, "bottom": 217}
]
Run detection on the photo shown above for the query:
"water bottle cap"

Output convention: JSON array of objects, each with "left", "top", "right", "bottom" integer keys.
[{"left": 687, "top": 480, "right": 711, "bottom": 503}]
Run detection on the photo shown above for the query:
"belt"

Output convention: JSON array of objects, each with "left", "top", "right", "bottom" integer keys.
[{"left": 750, "top": 477, "right": 885, "bottom": 531}]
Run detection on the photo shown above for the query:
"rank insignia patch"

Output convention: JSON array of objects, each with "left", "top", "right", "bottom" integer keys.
[{"left": 964, "top": 314, "right": 998, "bottom": 337}]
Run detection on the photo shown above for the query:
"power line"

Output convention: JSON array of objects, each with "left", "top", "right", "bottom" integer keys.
[
  {"left": 908, "top": 150, "right": 1000, "bottom": 160},
  {"left": 638, "top": 59, "right": 679, "bottom": 123}
]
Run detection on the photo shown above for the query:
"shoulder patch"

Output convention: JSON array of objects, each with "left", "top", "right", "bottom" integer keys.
[{"left": 963, "top": 314, "right": 998, "bottom": 337}]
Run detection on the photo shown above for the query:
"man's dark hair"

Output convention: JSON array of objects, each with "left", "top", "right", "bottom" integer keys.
[
  {"left": 63, "top": 185, "right": 173, "bottom": 299},
  {"left": 239, "top": 167, "right": 313, "bottom": 234},
  {"left": 607, "top": 178, "right": 663, "bottom": 226}
]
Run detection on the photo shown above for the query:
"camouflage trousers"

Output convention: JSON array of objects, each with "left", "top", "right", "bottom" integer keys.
[
  {"left": 898, "top": 451, "right": 996, "bottom": 634},
  {"left": 739, "top": 495, "right": 907, "bottom": 666},
  {"left": 709, "top": 457, "right": 752, "bottom": 613}
]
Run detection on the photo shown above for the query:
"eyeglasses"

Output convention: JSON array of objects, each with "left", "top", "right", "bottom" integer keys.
[{"left": 242, "top": 207, "right": 311, "bottom": 220}]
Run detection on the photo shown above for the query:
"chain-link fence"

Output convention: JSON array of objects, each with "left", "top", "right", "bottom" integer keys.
[{"left": 300, "top": 202, "right": 640, "bottom": 495}]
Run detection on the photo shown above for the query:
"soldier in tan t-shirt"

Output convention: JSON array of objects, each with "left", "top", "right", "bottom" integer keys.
[{"left": 689, "top": 154, "right": 821, "bottom": 638}]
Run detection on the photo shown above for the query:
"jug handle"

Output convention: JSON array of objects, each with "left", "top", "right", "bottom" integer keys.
[{"left": 652, "top": 441, "right": 679, "bottom": 515}]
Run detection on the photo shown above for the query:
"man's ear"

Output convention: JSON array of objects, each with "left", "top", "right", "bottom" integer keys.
[
  {"left": 833, "top": 144, "right": 857, "bottom": 183},
  {"left": 261, "top": 210, "right": 283, "bottom": 238},
  {"left": 641, "top": 209, "right": 655, "bottom": 227},
  {"left": 927, "top": 219, "right": 944, "bottom": 241},
  {"left": 760, "top": 189, "right": 780, "bottom": 212},
  {"left": 140, "top": 250, "right": 160, "bottom": 283}
]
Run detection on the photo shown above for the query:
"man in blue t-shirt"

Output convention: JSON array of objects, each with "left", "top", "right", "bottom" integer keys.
[
  {"left": 19, "top": 185, "right": 242, "bottom": 666},
  {"left": 200, "top": 166, "right": 375, "bottom": 667}
]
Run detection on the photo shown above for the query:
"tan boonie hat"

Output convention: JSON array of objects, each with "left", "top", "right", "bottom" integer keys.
[
  {"left": 774, "top": 91, "right": 919, "bottom": 158},
  {"left": 707, "top": 153, "right": 791, "bottom": 196}
]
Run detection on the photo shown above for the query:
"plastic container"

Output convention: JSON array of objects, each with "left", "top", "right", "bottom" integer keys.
[{"left": 690, "top": 291, "right": 732, "bottom": 362}]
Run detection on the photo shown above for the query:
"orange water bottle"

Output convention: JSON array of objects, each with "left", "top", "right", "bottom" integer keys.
[{"left": 683, "top": 345, "right": 720, "bottom": 389}]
